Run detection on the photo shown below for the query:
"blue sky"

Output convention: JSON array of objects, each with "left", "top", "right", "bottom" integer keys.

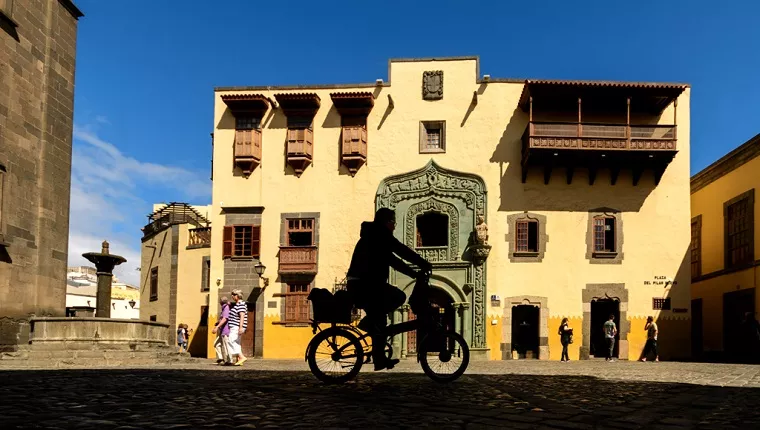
[{"left": 68, "top": 0, "right": 760, "bottom": 284}]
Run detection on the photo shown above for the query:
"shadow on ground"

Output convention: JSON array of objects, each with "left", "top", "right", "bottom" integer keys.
[{"left": 0, "top": 368, "right": 758, "bottom": 429}]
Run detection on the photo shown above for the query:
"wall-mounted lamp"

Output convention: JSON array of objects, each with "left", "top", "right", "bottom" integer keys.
[
  {"left": 254, "top": 262, "right": 269, "bottom": 288},
  {"left": 129, "top": 299, "right": 136, "bottom": 308},
  {"left": 216, "top": 277, "right": 221, "bottom": 286}
]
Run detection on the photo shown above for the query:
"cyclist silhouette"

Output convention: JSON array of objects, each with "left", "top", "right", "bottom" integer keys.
[{"left": 346, "top": 207, "right": 432, "bottom": 370}]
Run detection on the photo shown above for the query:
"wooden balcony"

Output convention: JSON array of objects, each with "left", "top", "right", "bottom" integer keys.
[
  {"left": 278, "top": 246, "right": 318, "bottom": 275},
  {"left": 234, "top": 129, "right": 262, "bottom": 176},
  {"left": 522, "top": 122, "right": 678, "bottom": 185},
  {"left": 188, "top": 226, "right": 211, "bottom": 248},
  {"left": 341, "top": 125, "right": 367, "bottom": 176},
  {"left": 286, "top": 128, "right": 313, "bottom": 177}
]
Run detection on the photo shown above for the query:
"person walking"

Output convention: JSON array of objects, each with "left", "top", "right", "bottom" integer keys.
[
  {"left": 228, "top": 289, "right": 248, "bottom": 366},
  {"left": 558, "top": 318, "right": 573, "bottom": 362},
  {"left": 212, "top": 296, "right": 232, "bottom": 365},
  {"left": 639, "top": 316, "right": 659, "bottom": 362},
  {"left": 603, "top": 314, "right": 617, "bottom": 361},
  {"left": 176, "top": 323, "right": 188, "bottom": 353}
]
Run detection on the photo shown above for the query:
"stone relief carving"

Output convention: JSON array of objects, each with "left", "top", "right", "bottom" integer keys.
[
  {"left": 404, "top": 198, "right": 460, "bottom": 261},
  {"left": 376, "top": 160, "right": 486, "bottom": 220},
  {"left": 422, "top": 70, "right": 443, "bottom": 100},
  {"left": 473, "top": 265, "right": 485, "bottom": 348}
]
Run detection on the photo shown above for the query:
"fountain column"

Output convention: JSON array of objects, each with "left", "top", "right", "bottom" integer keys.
[{"left": 82, "top": 240, "right": 127, "bottom": 318}]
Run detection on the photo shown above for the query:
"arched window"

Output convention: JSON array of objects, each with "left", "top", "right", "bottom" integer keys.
[{"left": 416, "top": 212, "right": 448, "bottom": 247}]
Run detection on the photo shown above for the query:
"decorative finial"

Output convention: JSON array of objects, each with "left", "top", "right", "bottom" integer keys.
[{"left": 101, "top": 240, "right": 110, "bottom": 255}]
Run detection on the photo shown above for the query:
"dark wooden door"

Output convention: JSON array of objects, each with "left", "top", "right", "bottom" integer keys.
[
  {"left": 691, "top": 298, "right": 703, "bottom": 359},
  {"left": 723, "top": 288, "right": 755, "bottom": 361},
  {"left": 241, "top": 304, "right": 255, "bottom": 357}
]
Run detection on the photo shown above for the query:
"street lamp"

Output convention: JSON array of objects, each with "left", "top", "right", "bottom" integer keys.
[
  {"left": 254, "top": 262, "right": 269, "bottom": 288},
  {"left": 128, "top": 299, "right": 136, "bottom": 309}
]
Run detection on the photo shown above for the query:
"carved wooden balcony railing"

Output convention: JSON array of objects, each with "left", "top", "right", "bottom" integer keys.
[
  {"left": 286, "top": 128, "right": 314, "bottom": 177},
  {"left": 341, "top": 125, "right": 367, "bottom": 176},
  {"left": 527, "top": 122, "right": 677, "bottom": 151},
  {"left": 234, "top": 129, "right": 262, "bottom": 176},
  {"left": 278, "top": 246, "right": 318, "bottom": 275},
  {"left": 188, "top": 226, "right": 211, "bottom": 248}
]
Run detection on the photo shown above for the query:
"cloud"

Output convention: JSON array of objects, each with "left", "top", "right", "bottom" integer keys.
[
  {"left": 68, "top": 125, "right": 210, "bottom": 285},
  {"left": 95, "top": 115, "right": 110, "bottom": 125}
]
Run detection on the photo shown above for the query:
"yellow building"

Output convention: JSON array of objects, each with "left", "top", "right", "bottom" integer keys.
[
  {"left": 139, "top": 203, "right": 212, "bottom": 357},
  {"left": 690, "top": 133, "right": 759, "bottom": 361},
  {"left": 206, "top": 56, "right": 692, "bottom": 361}
]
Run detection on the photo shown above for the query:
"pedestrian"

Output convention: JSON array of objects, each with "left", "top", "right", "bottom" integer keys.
[
  {"left": 639, "top": 316, "right": 659, "bottom": 362},
  {"left": 228, "top": 289, "right": 248, "bottom": 366},
  {"left": 212, "top": 296, "right": 232, "bottom": 365},
  {"left": 603, "top": 314, "right": 617, "bottom": 361},
  {"left": 177, "top": 323, "right": 188, "bottom": 352},
  {"left": 558, "top": 318, "right": 573, "bottom": 362}
]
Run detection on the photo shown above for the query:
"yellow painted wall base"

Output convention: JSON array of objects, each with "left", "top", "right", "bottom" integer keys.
[
  {"left": 263, "top": 316, "right": 317, "bottom": 359},
  {"left": 548, "top": 317, "right": 583, "bottom": 360}
]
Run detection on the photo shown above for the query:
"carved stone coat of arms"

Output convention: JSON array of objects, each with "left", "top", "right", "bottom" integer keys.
[{"left": 422, "top": 71, "right": 443, "bottom": 100}]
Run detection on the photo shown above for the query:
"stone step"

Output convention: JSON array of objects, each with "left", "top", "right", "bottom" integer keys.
[
  {"left": 2, "top": 349, "right": 190, "bottom": 360},
  {"left": 0, "top": 356, "right": 197, "bottom": 369}
]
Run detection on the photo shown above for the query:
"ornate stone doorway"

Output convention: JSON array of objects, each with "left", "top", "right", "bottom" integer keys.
[
  {"left": 582, "top": 284, "right": 629, "bottom": 360},
  {"left": 376, "top": 160, "right": 489, "bottom": 359}
]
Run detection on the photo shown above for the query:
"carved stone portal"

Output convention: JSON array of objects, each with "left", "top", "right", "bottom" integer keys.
[
  {"left": 422, "top": 70, "right": 443, "bottom": 100},
  {"left": 376, "top": 160, "right": 488, "bottom": 353}
]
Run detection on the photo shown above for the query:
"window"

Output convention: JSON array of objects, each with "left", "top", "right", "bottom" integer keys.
[
  {"left": 416, "top": 212, "right": 448, "bottom": 247},
  {"left": 201, "top": 256, "right": 210, "bottom": 292},
  {"left": 726, "top": 197, "right": 752, "bottom": 268},
  {"left": 420, "top": 121, "right": 446, "bottom": 153},
  {"left": 235, "top": 116, "right": 260, "bottom": 130},
  {"left": 516, "top": 220, "right": 539, "bottom": 253},
  {"left": 149, "top": 267, "right": 158, "bottom": 301},
  {"left": 150, "top": 315, "right": 157, "bottom": 322},
  {"left": 222, "top": 225, "right": 261, "bottom": 258},
  {"left": 653, "top": 298, "right": 671, "bottom": 310},
  {"left": 593, "top": 216, "right": 616, "bottom": 253},
  {"left": 286, "top": 219, "right": 314, "bottom": 246},
  {"left": 691, "top": 217, "right": 702, "bottom": 279},
  {"left": 284, "top": 284, "right": 311, "bottom": 323}
]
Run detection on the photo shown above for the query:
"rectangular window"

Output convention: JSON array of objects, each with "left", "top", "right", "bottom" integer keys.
[
  {"left": 653, "top": 298, "right": 671, "bottom": 310},
  {"left": 150, "top": 315, "right": 157, "bottom": 322},
  {"left": 235, "top": 116, "right": 261, "bottom": 130},
  {"left": 516, "top": 220, "right": 539, "bottom": 253},
  {"left": 593, "top": 216, "right": 616, "bottom": 253},
  {"left": 420, "top": 121, "right": 446, "bottom": 153},
  {"left": 222, "top": 225, "right": 261, "bottom": 258},
  {"left": 149, "top": 267, "right": 158, "bottom": 301},
  {"left": 727, "top": 198, "right": 752, "bottom": 268},
  {"left": 691, "top": 218, "right": 701, "bottom": 279},
  {"left": 286, "top": 218, "right": 314, "bottom": 246},
  {"left": 201, "top": 256, "right": 211, "bottom": 292},
  {"left": 284, "top": 284, "right": 311, "bottom": 323}
]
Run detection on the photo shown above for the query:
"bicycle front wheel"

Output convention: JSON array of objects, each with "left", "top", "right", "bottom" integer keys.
[
  {"left": 418, "top": 330, "right": 469, "bottom": 383},
  {"left": 307, "top": 327, "right": 364, "bottom": 384}
]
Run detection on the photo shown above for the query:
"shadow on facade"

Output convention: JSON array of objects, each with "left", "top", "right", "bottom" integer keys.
[{"left": 489, "top": 107, "right": 659, "bottom": 213}]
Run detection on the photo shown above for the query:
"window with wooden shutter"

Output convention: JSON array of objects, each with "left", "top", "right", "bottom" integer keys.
[
  {"left": 149, "top": 268, "right": 158, "bottom": 301},
  {"left": 515, "top": 220, "right": 539, "bottom": 253},
  {"left": 593, "top": 216, "right": 615, "bottom": 253},
  {"left": 223, "top": 225, "right": 261, "bottom": 258},
  {"left": 691, "top": 217, "right": 701, "bottom": 279},
  {"left": 284, "top": 284, "right": 311, "bottom": 323},
  {"left": 286, "top": 218, "right": 314, "bottom": 247},
  {"left": 726, "top": 197, "right": 752, "bottom": 268},
  {"left": 201, "top": 256, "right": 211, "bottom": 292}
]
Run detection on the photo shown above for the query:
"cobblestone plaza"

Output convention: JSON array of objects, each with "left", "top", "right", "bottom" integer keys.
[{"left": 1, "top": 360, "right": 758, "bottom": 429}]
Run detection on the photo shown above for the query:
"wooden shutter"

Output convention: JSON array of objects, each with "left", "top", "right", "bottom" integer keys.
[
  {"left": 251, "top": 225, "right": 261, "bottom": 258},
  {"left": 222, "top": 226, "right": 233, "bottom": 258},
  {"left": 285, "top": 294, "right": 296, "bottom": 322},
  {"left": 516, "top": 221, "right": 528, "bottom": 252},
  {"left": 593, "top": 217, "right": 605, "bottom": 252}
]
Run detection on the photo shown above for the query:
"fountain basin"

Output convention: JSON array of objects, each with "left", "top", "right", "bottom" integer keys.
[{"left": 30, "top": 317, "right": 171, "bottom": 351}]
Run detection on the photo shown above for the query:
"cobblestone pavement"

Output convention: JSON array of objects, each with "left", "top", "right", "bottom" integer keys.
[{"left": 1, "top": 359, "right": 759, "bottom": 429}]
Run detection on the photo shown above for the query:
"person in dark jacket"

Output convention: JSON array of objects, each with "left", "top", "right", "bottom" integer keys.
[{"left": 346, "top": 207, "right": 432, "bottom": 370}]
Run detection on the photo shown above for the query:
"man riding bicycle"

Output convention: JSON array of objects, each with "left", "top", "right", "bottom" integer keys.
[{"left": 346, "top": 208, "right": 432, "bottom": 371}]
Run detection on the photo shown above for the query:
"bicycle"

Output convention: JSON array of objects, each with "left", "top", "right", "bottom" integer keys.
[{"left": 304, "top": 273, "right": 470, "bottom": 384}]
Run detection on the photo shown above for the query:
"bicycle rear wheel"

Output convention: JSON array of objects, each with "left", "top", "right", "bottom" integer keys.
[
  {"left": 418, "top": 330, "right": 469, "bottom": 383},
  {"left": 307, "top": 327, "right": 364, "bottom": 384}
]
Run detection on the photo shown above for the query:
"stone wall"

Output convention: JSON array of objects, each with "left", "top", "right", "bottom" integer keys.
[{"left": 0, "top": 0, "right": 82, "bottom": 351}]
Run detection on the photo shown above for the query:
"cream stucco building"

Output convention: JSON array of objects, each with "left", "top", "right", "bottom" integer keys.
[
  {"left": 140, "top": 203, "right": 212, "bottom": 356},
  {"left": 203, "top": 56, "right": 691, "bottom": 361}
]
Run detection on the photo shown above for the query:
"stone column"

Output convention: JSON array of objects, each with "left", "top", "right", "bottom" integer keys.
[
  {"left": 453, "top": 303, "right": 462, "bottom": 335},
  {"left": 96, "top": 271, "right": 114, "bottom": 318},
  {"left": 400, "top": 305, "right": 409, "bottom": 358}
]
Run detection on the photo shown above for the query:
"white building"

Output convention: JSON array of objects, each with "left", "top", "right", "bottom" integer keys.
[{"left": 66, "top": 266, "right": 140, "bottom": 319}]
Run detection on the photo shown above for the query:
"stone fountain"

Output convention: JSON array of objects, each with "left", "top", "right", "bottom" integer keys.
[
  {"left": 82, "top": 240, "right": 127, "bottom": 318},
  {"left": 0, "top": 241, "right": 192, "bottom": 368}
]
